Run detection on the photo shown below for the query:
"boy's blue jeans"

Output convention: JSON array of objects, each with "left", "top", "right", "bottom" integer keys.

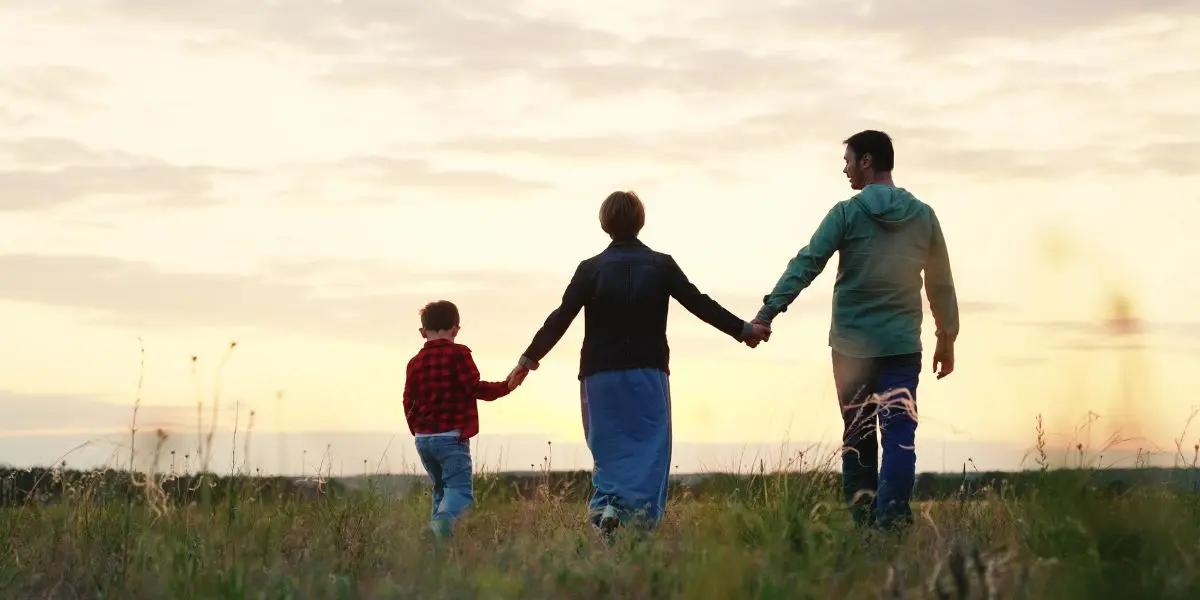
[
  {"left": 414, "top": 432, "right": 474, "bottom": 535},
  {"left": 832, "top": 350, "right": 921, "bottom": 530}
]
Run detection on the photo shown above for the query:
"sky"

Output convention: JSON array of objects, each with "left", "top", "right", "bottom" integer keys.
[{"left": 0, "top": 0, "right": 1198, "bottom": 476}]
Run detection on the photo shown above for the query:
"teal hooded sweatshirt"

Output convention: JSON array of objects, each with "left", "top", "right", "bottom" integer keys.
[{"left": 756, "top": 184, "right": 959, "bottom": 358}]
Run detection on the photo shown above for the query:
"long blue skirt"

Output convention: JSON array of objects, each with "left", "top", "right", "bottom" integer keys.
[{"left": 580, "top": 368, "right": 672, "bottom": 530}]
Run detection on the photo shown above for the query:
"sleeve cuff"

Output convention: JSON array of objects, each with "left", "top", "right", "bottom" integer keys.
[
  {"left": 754, "top": 307, "right": 776, "bottom": 325},
  {"left": 760, "top": 294, "right": 788, "bottom": 315},
  {"left": 936, "top": 329, "right": 959, "bottom": 342},
  {"left": 739, "top": 321, "right": 754, "bottom": 341},
  {"left": 518, "top": 355, "right": 539, "bottom": 370}
]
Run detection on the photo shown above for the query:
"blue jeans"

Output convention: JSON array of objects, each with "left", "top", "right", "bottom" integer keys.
[
  {"left": 832, "top": 350, "right": 921, "bottom": 529},
  {"left": 414, "top": 432, "right": 474, "bottom": 534}
]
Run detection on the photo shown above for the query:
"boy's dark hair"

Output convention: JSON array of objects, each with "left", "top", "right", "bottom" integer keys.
[
  {"left": 599, "top": 190, "right": 646, "bottom": 241},
  {"left": 843, "top": 130, "right": 895, "bottom": 172},
  {"left": 420, "top": 300, "right": 460, "bottom": 331}
]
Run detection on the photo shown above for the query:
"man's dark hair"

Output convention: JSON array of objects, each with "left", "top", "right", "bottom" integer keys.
[
  {"left": 843, "top": 130, "right": 894, "bottom": 172},
  {"left": 599, "top": 190, "right": 646, "bottom": 241},
  {"left": 420, "top": 300, "right": 460, "bottom": 331}
]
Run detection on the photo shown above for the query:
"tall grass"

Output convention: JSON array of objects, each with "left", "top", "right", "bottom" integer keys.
[
  {"left": 1, "top": 344, "right": 1198, "bottom": 598},
  {"left": 3, "top": 456, "right": 1198, "bottom": 598}
]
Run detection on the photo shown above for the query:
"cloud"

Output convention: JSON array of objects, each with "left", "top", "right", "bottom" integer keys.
[
  {"left": 0, "top": 254, "right": 1004, "bottom": 350},
  {"left": 69, "top": 0, "right": 619, "bottom": 60},
  {"left": 0, "top": 165, "right": 235, "bottom": 211},
  {"left": 428, "top": 114, "right": 952, "bottom": 166},
  {"left": 32, "top": 0, "right": 1194, "bottom": 189},
  {"left": 59, "top": 1, "right": 842, "bottom": 102},
  {"left": 701, "top": 0, "right": 1196, "bottom": 52},
  {"left": 0, "top": 254, "right": 568, "bottom": 349},
  {"left": 0, "top": 106, "right": 38, "bottom": 128},
  {"left": 0, "top": 390, "right": 192, "bottom": 435},
  {"left": 322, "top": 42, "right": 838, "bottom": 101},
  {"left": 0, "top": 137, "right": 137, "bottom": 165},
  {"left": 424, "top": 101, "right": 1200, "bottom": 179},
  {"left": 929, "top": 142, "right": 1200, "bottom": 179},
  {"left": 0, "top": 137, "right": 246, "bottom": 211},
  {"left": 0, "top": 65, "right": 109, "bottom": 110},
  {"left": 331, "top": 155, "right": 554, "bottom": 196},
  {"left": 78, "top": 0, "right": 1197, "bottom": 59},
  {"left": 308, "top": 0, "right": 1198, "bottom": 103}
]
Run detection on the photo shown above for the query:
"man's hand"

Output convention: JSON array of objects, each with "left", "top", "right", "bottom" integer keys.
[
  {"left": 752, "top": 318, "right": 772, "bottom": 342},
  {"left": 933, "top": 336, "right": 955, "bottom": 379},
  {"left": 507, "top": 364, "right": 530, "bottom": 389},
  {"left": 743, "top": 322, "right": 772, "bottom": 348}
]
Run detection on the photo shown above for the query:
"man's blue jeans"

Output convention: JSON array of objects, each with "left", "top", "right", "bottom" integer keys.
[
  {"left": 414, "top": 432, "right": 474, "bottom": 535},
  {"left": 832, "top": 350, "right": 921, "bottom": 530}
]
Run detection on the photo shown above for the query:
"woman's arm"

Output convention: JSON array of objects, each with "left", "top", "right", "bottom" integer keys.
[
  {"left": 664, "top": 255, "right": 753, "bottom": 341},
  {"left": 518, "top": 259, "right": 592, "bottom": 367}
]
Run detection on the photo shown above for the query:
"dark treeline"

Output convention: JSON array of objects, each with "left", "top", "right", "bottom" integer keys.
[
  {"left": 434, "top": 467, "right": 1200, "bottom": 505},
  {"left": 1, "top": 465, "right": 1195, "bottom": 508},
  {"left": 0, "top": 467, "right": 345, "bottom": 507}
]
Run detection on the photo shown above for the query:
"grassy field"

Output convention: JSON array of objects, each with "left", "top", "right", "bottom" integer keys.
[{"left": 2, "top": 454, "right": 1198, "bottom": 599}]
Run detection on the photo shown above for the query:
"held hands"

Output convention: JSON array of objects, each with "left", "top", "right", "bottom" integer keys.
[
  {"left": 752, "top": 318, "right": 772, "bottom": 343},
  {"left": 506, "top": 363, "right": 530, "bottom": 390},
  {"left": 742, "top": 320, "right": 772, "bottom": 348}
]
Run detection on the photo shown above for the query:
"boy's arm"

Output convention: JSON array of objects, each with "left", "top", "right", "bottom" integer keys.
[
  {"left": 665, "top": 255, "right": 753, "bottom": 341},
  {"left": 456, "top": 347, "right": 512, "bottom": 401},
  {"left": 924, "top": 209, "right": 960, "bottom": 342},
  {"left": 402, "top": 361, "right": 417, "bottom": 435},
  {"left": 755, "top": 203, "right": 847, "bottom": 325}
]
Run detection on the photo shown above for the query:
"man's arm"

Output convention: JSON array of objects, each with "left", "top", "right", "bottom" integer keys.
[
  {"left": 455, "top": 347, "right": 512, "bottom": 402},
  {"left": 665, "top": 255, "right": 753, "bottom": 341},
  {"left": 518, "top": 260, "right": 591, "bottom": 368},
  {"left": 924, "top": 209, "right": 959, "bottom": 343},
  {"left": 755, "top": 204, "right": 847, "bottom": 325}
]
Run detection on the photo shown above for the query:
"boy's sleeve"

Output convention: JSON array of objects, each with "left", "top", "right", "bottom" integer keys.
[
  {"left": 455, "top": 347, "right": 512, "bottom": 402},
  {"left": 402, "top": 360, "right": 417, "bottom": 435},
  {"left": 756, "top": 203, "right": 847, "bottom": 324}
]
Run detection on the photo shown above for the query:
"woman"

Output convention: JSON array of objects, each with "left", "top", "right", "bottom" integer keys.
[{"left": 506, "top": 191, "right": 769, "bottom": 542}]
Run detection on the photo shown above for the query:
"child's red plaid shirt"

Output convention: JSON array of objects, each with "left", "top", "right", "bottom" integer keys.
[{"left": 403, "top": 339, "right": 511, "bottom": 440}]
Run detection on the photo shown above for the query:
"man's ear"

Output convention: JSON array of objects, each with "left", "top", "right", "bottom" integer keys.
[{"left": 859, "top": 152, "right": 873, "bottom": 170}]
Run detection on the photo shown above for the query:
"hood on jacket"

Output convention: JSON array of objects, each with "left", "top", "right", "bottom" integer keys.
[{"left": 852, "top": 184, "right": 925, "bottom": 230}]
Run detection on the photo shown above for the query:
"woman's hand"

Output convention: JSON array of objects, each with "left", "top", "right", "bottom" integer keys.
[
  {"left": 742, "top": 322, "right": 772, "bottom": 348},
  {"left": 507, "top": 364, "right": 530, "bottom": 389}
]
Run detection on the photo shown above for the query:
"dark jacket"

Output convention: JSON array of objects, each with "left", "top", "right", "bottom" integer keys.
[{"left": 519, "top": 238, "right": 751, "bottom": 379}]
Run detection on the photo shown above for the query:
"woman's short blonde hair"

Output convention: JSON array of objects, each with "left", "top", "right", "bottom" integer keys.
[{"left": 599, "top": 191, "right": 645, "bottom": 240}]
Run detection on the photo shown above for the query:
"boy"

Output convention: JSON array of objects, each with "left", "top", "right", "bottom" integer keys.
[{"left": 403, "top": 300, "right": 516, "bottom": 540}]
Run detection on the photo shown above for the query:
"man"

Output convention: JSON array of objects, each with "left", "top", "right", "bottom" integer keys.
[{"left": 753, "top": 130, "right": 959, "bottom": 529}]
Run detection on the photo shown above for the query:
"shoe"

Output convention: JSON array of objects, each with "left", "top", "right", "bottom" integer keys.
[
  {"left": 593, "top": 505, "right": 620, "bottom": 546},
  {"left": 431, "top": 518, "right": 452, "bottom": 549}
]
